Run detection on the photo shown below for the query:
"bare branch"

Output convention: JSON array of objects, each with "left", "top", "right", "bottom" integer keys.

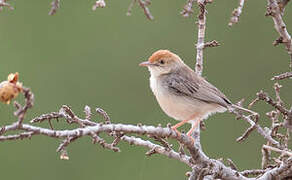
[
  {"left": 256, "top": 90, "right": 289, "bottom": 116},
  {"left": 126, "top": 0, "right": 137, "bottom": 16},
  {"left": 230, "top": 108, "right": 281, "bottom": 148},
  {"left": 227, "top": 158, "right": 238, "bottom": 170},
  {"left": 181, "top": 0, "right": 195, "bottom": 17},
  {"left": 92, "top": 0, "right": 106, "bottom": 11},
  {"left": 195, "top": 0, "right": 208, "bottom": 76},
  {"left": 259, "top": 157, "right": 292, "bottom": 180},
  {"left": 271, "top": 71, "right": 292, "bottom": 80},
  {"left": 0, "top": 0, "right": 14, "bottom": 11},
  {"left": 229, "top": 0, "right": 245, "bottom": 26},
  {"left": 240, "top": 169, "right": 268, "bottom": 177},
  {"left": 263, "top": 145, "right": 292, "bottom": 157},
  {"left": 137, "top": 0, "right": 153, "bottom": 20},
  {"left": 96, "top": 107, "right": 111, "bottom": 124},
  {"left": 266, "top": 0, "right": 292, "bottom": 68},
  {"left": 49, "top": 0, "right": 60, "bottom": 15}
]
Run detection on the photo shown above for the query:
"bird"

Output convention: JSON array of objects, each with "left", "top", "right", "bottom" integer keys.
[{"left": 139, "top": 49, "right": 232, "bottom": 141}]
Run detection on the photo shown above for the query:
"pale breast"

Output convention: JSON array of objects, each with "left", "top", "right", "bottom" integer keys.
[{"left": 150, "top": 75, "right": 226, "bottom": 122}]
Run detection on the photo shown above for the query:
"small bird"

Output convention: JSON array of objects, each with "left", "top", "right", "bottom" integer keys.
[{"left": 140, "top": 50, "right": 232, "bottom": 140}]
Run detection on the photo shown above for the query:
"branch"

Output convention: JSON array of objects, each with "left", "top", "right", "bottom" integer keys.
[
  {"left": 181, "top": 0, "right": 195, "bottom": 17},
  {"left": 49, "top": 0, "right": 60, "bottom": 15},
  {"left": 266, "top": 0, "right": 292, "bottom": 68},
  {"left": 229, "top": 0, "right": 245, "bottom": 26},
  {"left": 271, "top": 71, "right": 292, "bottom": 80},
  {"left": 195, "top": 0, "right": 208, "bottom": 76},
  {"left": 0, "top": 0, "right": 14, "bottom": 11},
  {"left": 137, "top": 0, "right": 153, "bottom": 20}
]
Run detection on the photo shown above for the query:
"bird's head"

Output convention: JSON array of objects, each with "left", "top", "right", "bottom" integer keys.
[{"left": 139, "top": 50, "right": 185, "bottom": 76}]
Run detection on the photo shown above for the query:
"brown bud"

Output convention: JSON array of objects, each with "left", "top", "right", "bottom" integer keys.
[{"left": 0, "top": 73, "right": 22, "bottom": 104}]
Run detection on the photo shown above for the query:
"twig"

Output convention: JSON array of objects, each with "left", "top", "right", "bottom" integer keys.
[
  {"left": 181, "top": 0, "right": 195, "bottom": 17},
  {"left": 96, "top": 107, "right": 111, "bottom": 124},
  {"left": 203, "top": 40, "right": 220, "bottom": 48},
  {"left": 84, "top": 105, "right": 92, "bottom": 120},
  {"left": 259, "top": 157, "right": 292, "bottom": 179},
  {"left": 91, "top": 133, "right": 120, "bottom": 152},
  {"left": 271, "top": 71, "right": 292, "bottom": 80},
  {"left": 137, "top": 0, "right": 153, "bottom": 20},
  {"left": 236, "top": 123, "right": 257, "bottom": 142},
  {"left": 240, "top": 169, "right": 268, "bottom": 177},
  {"left": 126, "top": 0, "right": 137, "bottom": 16},
  {"left": 262, "top": 145, "right": 271, "bottom": 169},
  {"left": 263, "top": 145, "right": 292, "bottom": 157},
  {"left": 0, "top": 0, "right": 14, "bottom": 11},
  {"left": 227, "top": 158, "right": 238, "bottom": 170},
  {"left": 49, "top": 0, "right": 60, "bottom": 15},
  {"left": 195, "top": 0, "right": 208, "bottom": 76},
  {"left": 278, "top": 0, "right": 290, "bottom": 15},
  {"left": 256, "top": 90, "right": 289, "bottom": 116},
  {"left": 266, "top": 0, "right": 292, "bottom": 68},
  {"left": 56, "top": 136, "right": 79, "bottom": 152},
  {"left": 92, "top": 0, "right": 106, "bottom": 11},
  {"left": 30, "top": 112, "right": 63, "bottom": 123},
  {"left": 229, "top": 0, "right": 245, "bottom": 26},
  {"left": 230, "top": 108, "right": 281, "bottom": 148}
]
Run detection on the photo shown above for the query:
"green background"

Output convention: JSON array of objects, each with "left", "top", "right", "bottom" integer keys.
[{"left": 0, "top": 0, "right": 291, "bottom": 179}]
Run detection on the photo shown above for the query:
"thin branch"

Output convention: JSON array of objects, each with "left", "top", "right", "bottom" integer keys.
[
  {"left": 137, "top": 0, "right": 153, "bottom": 20},
  {"left": 126, "top": 0, "right": 137, "bottom": 16},
  {"left": 256, "top": 90, "right": 289, "bottom": 116},
  {"left": 230, "top": 108, "right": 282, "bottom": 148},
  {"left": 195, "top": 0, "right": 208, "bottom": 76},
  {"left": 271, "top": 71, "right": 292, "bottom": 80},
  {"left": 266, "top": 0, "right": 292, "bottom": 68},
  {"left": 259, "top": 157, "right": 292, "bottom": 180},
  {"left": 0, "top": 0, "right": 14, "bottom": 11},
  {"left": 49, "top": 0, "right": 60, "bottom": 15},
  {"left": 181, "top": 0, "right": 195, "bottom": 17},
  {"left": 263, "top": 145, "right": 292, "bottom": 157},
  {"left": 96, "top": 107, "right": 111, "bottom": 124},
  {"left": 227, "top": 158, "right": 239, "bottom": 170},
  {"left": 92, "top": 0, "right": 106, "bottom": 11},
  {"left": 229, "top": 0, "right": 245, "bottom": 26},
  {"left": 240, "top": 169, "right": 268, "bottom": 177}
]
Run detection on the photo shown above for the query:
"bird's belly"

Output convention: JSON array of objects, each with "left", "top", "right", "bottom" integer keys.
[
  {"left": 150, "top": 76, "right": 226, "bottom": 122},
  {"left": 156, "top": 94, "right": 196, "bottom": 121},
  {"left": 156, "top": 94, "right": 225, "bottom": 121}
]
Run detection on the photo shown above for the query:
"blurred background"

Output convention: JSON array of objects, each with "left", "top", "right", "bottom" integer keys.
[{"left": 0, "top": 0, "right": 291, "bottom": 179}]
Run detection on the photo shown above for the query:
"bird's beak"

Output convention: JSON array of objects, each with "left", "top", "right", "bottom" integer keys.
[{"left": 139, "top": 61, "right": 152, "bottom": 67}]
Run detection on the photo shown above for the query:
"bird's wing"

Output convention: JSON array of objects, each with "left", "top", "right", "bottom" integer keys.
[{"left": 162, "top": 70, "right": 231, "bottom": 108}]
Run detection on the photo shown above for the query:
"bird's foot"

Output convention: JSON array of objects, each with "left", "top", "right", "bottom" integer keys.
[
  {"left": 187, "top": 133, "right": 195, "bottom": 145},
  {"left": 171, "top": 126, "right": 181, "bottom": 137}
]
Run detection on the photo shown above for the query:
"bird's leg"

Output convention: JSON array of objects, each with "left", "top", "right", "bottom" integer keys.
[
  {"left": 171, "top": 119, "right": 190, "bottom": 136},
  {"left": 171, "top": 113, "right": 198, "bottom": 136},
  {"left": 187, "top": 118, "right": 201, "bottom": 144}
]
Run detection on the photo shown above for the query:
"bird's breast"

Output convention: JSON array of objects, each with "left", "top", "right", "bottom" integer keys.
[{"left": 149, "top": 75, "right": 226, "bottom": 122}]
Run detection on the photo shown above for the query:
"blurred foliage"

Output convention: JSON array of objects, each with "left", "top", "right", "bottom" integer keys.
[{"left": 0, "top": 0, "right": 291, "bottom": 180}]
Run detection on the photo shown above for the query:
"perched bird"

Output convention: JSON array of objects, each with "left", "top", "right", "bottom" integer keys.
[{"left": 140, "top": 50, "right": 232, "bottom": 140}]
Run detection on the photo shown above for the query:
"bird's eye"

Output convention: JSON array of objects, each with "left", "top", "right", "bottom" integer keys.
[{"left": 159, "top": 60, "right": 165, "bottom": 64}]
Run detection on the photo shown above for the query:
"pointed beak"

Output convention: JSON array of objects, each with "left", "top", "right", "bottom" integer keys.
[{"left": 139, "top": 61, "right": 152, "bottom": 67}]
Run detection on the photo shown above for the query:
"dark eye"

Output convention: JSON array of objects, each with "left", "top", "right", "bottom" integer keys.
[{"left": 159, "top": 60, "right": 165, "bottom": 64}]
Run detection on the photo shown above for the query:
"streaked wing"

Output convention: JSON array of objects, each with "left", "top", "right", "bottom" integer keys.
[{"left": 162, "top": 70, "right": 231, "bottom": 108}]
